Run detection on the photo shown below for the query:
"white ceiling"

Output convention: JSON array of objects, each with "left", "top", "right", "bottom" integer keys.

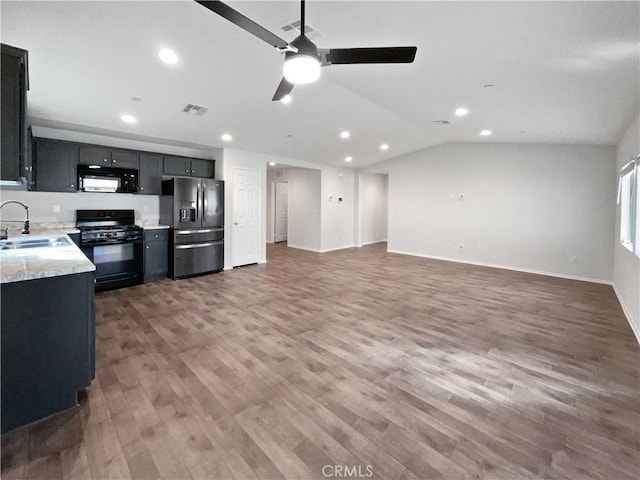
[{"left": 2, "top": 1, "right": 638, "bottom": 168}]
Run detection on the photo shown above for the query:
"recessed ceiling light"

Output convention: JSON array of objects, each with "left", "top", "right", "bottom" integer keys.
[
  {"left": 120, "top": 114, "right": 136, "bottom": 124},
  {"left": 221, "top": 133, "right": 232, "bottom": 142},
  {"left": 158, "top": 48, "right": 178, "bottom": 64},
  {"left": 479, "top": 129, "right": 492, "bottom": 136},
  {"left": 280, "top": 95, "right": 292, "bottom": 104},
  {"left": 269, "top": 162, "right": 276, "bottom": 166},
  {"left": 455, "top": 107, "right": 469, "bottom": 116},
  {"left": 345, "top": 156, "right": 353, "bottom": 163},
  {"left": 380, "top": 144, "right": 389, "bottom": 151},
  {"left": 340, "top": 131, "right": 350, "bottom": 139}
]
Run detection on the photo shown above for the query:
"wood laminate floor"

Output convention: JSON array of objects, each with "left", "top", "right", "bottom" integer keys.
[{"left": 2, "top": 242, "right": 639, "bottom": 480}]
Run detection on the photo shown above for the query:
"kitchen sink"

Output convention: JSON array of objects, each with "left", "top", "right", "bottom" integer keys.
[{"left": 0, "top": 237, "right": 71, "bottom": 250}]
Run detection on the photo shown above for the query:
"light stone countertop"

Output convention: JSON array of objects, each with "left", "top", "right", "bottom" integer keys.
[{"left": 0, "top": 232, "right": 95, "bottom": 284}]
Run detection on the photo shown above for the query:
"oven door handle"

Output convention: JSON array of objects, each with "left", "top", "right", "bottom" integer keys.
[{"left": 175, "top": 242, "right": 220, "bottom": 249}]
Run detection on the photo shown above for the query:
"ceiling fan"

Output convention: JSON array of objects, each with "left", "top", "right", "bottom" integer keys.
[{"left": 196, "top": 0, "right": 417, "bottom": 101}]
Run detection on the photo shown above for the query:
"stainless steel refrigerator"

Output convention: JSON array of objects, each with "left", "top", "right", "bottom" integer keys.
[{"left": 160, "top": 178, "right": 224, "bottom": 278}]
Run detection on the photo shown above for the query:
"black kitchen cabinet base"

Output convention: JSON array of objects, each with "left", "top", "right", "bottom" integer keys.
[
  {"left": 144, "top": 229, "right": 168, "bottom": 282},
  {"left": 1, "top": 272, "right": 95, "bottom": 434}
]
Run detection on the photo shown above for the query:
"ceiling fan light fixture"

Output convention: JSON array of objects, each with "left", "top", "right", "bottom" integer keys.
[{"left": 283, "top": 54, "right": 321, "bottom": 85}]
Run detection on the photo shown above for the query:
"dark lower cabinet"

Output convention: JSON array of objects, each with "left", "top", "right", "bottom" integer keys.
[
  {"left": 144, "top": 229, "right": 168, "bottom": 282},
  {"left": 1, "top": 271, "right": 95, "bottom": 434},
  {"left": 139, "top": 153, "right": 163, "bottom": 195},
  {"left": 33, "top": 138, "right": 78, "bottom": 192}
]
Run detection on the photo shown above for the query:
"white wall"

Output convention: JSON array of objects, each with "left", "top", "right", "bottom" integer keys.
[
  {"left": 288, "top": 168, "right": 321, "bottom": 252},
  {"left": 613, "top": 111, "right": 640, "bottom": 340},
  {"left": 364, "top": 142, "right": 615, "bottom": 282},
  {"left": 358, "top": 174, "right": 388, "bottom": 246},
  {"left": 321, "top": 167, "right": 355, "bottom": 252},
  {"left": 221, "top": 148, "right": 269, "bottom": 269}
]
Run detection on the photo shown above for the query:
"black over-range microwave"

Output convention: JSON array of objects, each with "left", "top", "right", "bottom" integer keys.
[{"left": 78, "top": 164, "right": 138, "bottom": 193}]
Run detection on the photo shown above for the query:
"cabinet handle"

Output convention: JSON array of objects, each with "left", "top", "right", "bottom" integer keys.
[
  {"left": 113, "top": 160, "right": 117, "bottom": 164},
  {"left": 146, "top": 246, "right": 149, "bottom": 249},
  {"left": 154, "top": 234, "right": 159, "bottom": 238},
  {"left": 103, "top": 158, "right": 108, "bottom": 162},
  {"left": 140, "top": 187, "right": 144, "bottom": 191},
  {"left": 185, "top": 169, "right": 189, "bottom": 173},
  {"left": 71, "top": 184, "right": 74, "bottom": 187}
]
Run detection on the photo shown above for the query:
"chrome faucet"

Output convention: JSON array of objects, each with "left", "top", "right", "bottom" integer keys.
[{"left": 0, "top": 200, "right": 30, "bottom": 239}]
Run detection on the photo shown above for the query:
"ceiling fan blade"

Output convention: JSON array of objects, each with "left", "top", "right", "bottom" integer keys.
[
  {"left": 196, "top": 1, "right": 289, "bottom": 49},
  {"left": 327, "top": 46, "right": 417, "bottom": 65},
  {"left": 272, "top": 78, "right": 294, "bottom": 101}
]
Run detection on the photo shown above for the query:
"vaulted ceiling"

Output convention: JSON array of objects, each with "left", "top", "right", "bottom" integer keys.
[{"left": 2, "top": 1, "right": 638, "bottom": 167}]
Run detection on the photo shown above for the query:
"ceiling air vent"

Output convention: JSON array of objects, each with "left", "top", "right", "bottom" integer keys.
[
  {"left": 280, "top": 20, "right": 322, "bottom": 40},
  {"left": 433, "top": 120, "right": 450, "bottom": 125},
  {"left": 183, "top": 104, "right": 208, "bottom": 116}
]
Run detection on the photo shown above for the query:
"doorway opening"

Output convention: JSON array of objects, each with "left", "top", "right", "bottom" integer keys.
[
  {"left": 357, "top": 173, "right": 389, "bottom": 247},
  {"left": 266, "top": 163, "right": 322, "bottom": 258}
]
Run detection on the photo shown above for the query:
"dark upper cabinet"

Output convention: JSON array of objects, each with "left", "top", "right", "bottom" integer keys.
[
  {"left": 163, "top": 155, "right": 191, "bottom": 176},
  {"left": 111, "top": 149, "right": 139, "bottom": 169},
  {"left": 33, "top": 138, "right": 78, "bottom": 192},
  {"left": 79, "top": 146, "right": 139, "bottom": 169},
  {"left": 1, "top": 44, "right": 29, "bottom": 184},
  {"left": 191, "top": 159, "right": 214, "bottom": 178},
  {"left": 144, "top": 229, "right": 168, "bottom": 282},
  {"left": 163, "top": 155, "right": 214, "bottom": 178},
  {"left": 139, "top": 153, "right": 163, "bottom": 195},
  {"left": 78, "top": 145, "right": 110, "bottom": 166}
]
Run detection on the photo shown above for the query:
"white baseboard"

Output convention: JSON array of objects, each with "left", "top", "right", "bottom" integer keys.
[
  {"left": 386, "top": 249, "right": 612, "bottom": 285},
  {"left": 286, "top": 244, "right": 356, "bottom": 253},
  {"left": 612, "top": 283, "right": 640, "bottom": 345},
  {"left": 223, "top": 266, "right": 233, "bottom": 271},
  {"left": 287, "top": 244, "right": 322, "bottom": 253},
  {"left": 319, "top": 245, "right": 356, "bottom": 253},
  {"left": 358, "top": 239, "right": 388, "bottom": 247}
]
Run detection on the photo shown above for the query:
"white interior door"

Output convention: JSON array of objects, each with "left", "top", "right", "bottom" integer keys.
[
  {"left": 275, "top": 181, "right": 288, "bottom": 242},
  {"left": 232, "top": 168, "right": 260, "bottom": 266}
]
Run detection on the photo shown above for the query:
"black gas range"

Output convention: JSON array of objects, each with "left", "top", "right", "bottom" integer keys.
[{"left": 76, "top": 210, "right": 144, "bottom": 291}]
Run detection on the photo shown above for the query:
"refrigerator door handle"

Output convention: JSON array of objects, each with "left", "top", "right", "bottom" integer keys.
[
  {"left": 175, "top": 242, "right": 220, "bottom": 249},
  {"left": 196, "top": 182, "right": 201, "bottom": 223},
  {"left": 202, "top": 181, "right": 208, "bottom": 224},
  {"left": 175, "top": 228, "right": 222, "bottom": 235}
]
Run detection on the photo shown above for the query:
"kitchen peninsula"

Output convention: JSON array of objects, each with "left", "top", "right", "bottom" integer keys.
[{"left": 0, "top": 232, "right": 95, "bottom": 433}]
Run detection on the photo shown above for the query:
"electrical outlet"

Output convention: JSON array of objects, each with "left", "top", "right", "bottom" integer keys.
[
  {"left": 458, "top": 244, "right": 464, "bottom": 250},
  {"left": 52, "top": 205, "right": 60, "bottom": 213},
  {"left": 570, "top": 256, "right": 578, "bottom": 264},
  {"left": 476, "top": 246, "right": 482, "bottom": 252}
]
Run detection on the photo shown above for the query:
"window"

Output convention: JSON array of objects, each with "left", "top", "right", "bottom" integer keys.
[{"left": 618, "top": 157, "right": 639, "bottom": 256}]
